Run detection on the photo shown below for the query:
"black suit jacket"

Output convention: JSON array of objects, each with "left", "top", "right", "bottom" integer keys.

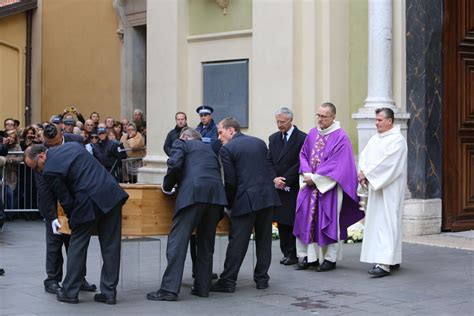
[
  {"left": 267, "top": 126, "right": 307, "bottom": 225},
  {"left": 163, "top": 139, "right": 227, "bottom": 216},
  {"left": 42, "top": 142, "right": 129, "bottom": 225},
  {"left": 219, "top": 133, "right": 280, "bottom": 217},
  {"left": 63, "top": 133, "right": 84, "bottom": 144}
]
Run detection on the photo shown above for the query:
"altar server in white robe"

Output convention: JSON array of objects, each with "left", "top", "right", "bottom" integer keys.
[{"left": 358, "top": 108, "right": 407, "bottom": 278}]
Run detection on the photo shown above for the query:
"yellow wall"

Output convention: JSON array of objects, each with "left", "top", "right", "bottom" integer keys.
[
  {"left": 41, "top": 0, "right": 121, "bottom": 122},
  {"left": 0, "top": 13, "right": 26, "bottom": 123}
]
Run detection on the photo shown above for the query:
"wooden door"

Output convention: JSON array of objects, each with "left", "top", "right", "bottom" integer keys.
[{"left": 442, "top": 0, "right": 474, "bottom": 230}]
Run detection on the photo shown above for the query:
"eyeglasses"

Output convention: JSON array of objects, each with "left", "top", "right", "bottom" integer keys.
[
  {"left": 316, "top": 113, "right": 333, "bottom": 119},
  {"left": 276, "top": 120, "right": 291, "bottom": 126},
  {"left": 91, "top": 136, "right": 99, "bottom": 139}
]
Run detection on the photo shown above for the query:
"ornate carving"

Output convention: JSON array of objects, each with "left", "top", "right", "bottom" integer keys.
[
  {"left": 215, "top": 0, "right": 230, "bottom": 15},
  {"left": 113, "top": 0, "right": 125, "bottom": 42}
]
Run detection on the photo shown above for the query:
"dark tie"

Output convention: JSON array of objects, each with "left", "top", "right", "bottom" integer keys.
[{"left": 283, "top": 132, "right": 288, "bottom": 145}]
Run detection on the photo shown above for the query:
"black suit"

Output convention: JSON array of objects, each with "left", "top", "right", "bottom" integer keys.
[
  {"left": 218, "top": 133, "right": 280, "bottom": 288},
  {"left": 267, "top": 126, "right": 307, "bottom": 261},
  {"left": 0, "top": 142, "right": 7, "bottom": 229},
  {"left": 160, "top": 139, "right": 227, "bottom": 295},
  {"left": 35, "top": 134, "right": 84, "bottom": 287},
  {"left": 42, "top": 142, "right": 129, "bottom": 299}
]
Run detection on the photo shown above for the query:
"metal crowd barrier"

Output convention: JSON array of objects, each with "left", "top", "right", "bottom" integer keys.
[
  {"left": 0, "top": 151, "right": 39, "bottom": 213},
  {"left": 120, "top": 157, "right": 144, "bottom": 184}
]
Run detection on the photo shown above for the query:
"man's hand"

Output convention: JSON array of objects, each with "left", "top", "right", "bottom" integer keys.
[
  {"left": 303, "top": 174, "right": 314, "bottom": 187},
  {"left": 161, "top": 186, "right": 176, "bottom": 195},
  {"left": 273, "top": 177, "right": 286, "bottom": 190},
  {"left": 51, "top": 219, "right": 62, "bottom": 235}
]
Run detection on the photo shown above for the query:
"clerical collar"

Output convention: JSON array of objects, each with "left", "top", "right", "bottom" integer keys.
[
  {"left": 318, "top": 121, "right": 341, "bottom": 136},
  {"left": 378, "top": 125, "right": 401, "bottom": 138}
]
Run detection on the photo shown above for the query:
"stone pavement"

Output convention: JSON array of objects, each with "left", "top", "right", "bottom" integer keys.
[{"left": 0, "top": 220, "right": 473, "bottom": 315}]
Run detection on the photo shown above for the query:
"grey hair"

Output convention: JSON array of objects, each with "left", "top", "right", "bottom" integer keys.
[
  {"left": 24, "top": 144, "right": 48, "bottom": 160},
  {"left": 320, "top": 102, "right": 337, "bottom": 115},
  {"left": 133, "top": 109, "right": 144, "bottom": 116},
  {"left": 180, "top": 127, "right": 202, "bottom": 141},
  {"left": 375, "top": 107, "right": 395, "bottom": 123},
  {"left": 275, "top": 107, "right": 293, "bottom": 120}
]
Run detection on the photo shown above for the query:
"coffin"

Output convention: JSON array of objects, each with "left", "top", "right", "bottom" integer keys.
[{"left": 120, "top": 184, "right": 229, "bottom": 236}]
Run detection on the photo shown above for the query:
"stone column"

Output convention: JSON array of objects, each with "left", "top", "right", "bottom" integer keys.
[
  {"left": 352, "top": 0, "right": 409, "bottom": 155},
  {"left": 137, "top": 0, "right": 188, "bottom": 184}
]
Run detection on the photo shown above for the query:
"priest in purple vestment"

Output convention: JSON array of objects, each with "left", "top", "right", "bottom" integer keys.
[{"left": 293, "top": 102, "right": 364, "bottom": 272}]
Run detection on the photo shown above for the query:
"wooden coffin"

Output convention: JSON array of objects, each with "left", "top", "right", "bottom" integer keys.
[{"left": 120, "top": 184, "right": 229, "bottom": 236}]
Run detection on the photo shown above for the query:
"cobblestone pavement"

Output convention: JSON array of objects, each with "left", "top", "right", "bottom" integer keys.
[{"left": 1, "top": 220, "right": 473, "bottom": 315}]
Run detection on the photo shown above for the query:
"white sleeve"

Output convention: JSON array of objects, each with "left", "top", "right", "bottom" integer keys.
[{"left": 311, "top": 174, "right": 337, "bottom": 194}]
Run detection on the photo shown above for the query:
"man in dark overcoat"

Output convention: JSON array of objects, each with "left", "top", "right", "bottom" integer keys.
[{"left": 267, "top": 107, "right": 307, "bottom": 266}]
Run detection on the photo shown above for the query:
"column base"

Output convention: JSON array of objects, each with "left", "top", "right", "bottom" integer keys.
[
  {"left": 403, "top": 198, "right": 442, "bottom": 236},
  {"left": 137, "top": 155, "right": 168, "bottom": 184}
]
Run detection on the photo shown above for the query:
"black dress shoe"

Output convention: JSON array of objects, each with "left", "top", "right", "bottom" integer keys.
[
  {"left": 45, "top": 282, "right": 61, "bottom": 294},
  {"left": 146, "top": 289, "right": 178, "bottom": 301},
  {"left": 317, "top": 260, "right": 336, "bottom": 272},
  {"left": 94, "top": 293, "right": 116, "bottom": 305},
  {"left": 369, "top": 266, "right": 390, "bottom": 278},
  {"left": 0, "top": 268, "right": 4, "bottom": 276},
  {"left": 284, "top": 257, "right": 298, "bottom": 265},
  {"left": 294, "top": 257, "right": 319, "bottom": 270},
  {"left": 256, "top": 281, "right": 269, "bottom": 290},
  {"left": 390, "top": 264, "right": 400, "bottom": 270},
  {"left": 190, "top": 287, "right": 209, "bottom": 298},
  {"left": 56, "top": 289, "right": 79, "bottom": 304},
  {"left": 279, "top": 256, "right": 288, "bottom": 264},
  {"left": 210, "top": 280, "right": 235, "bottom": 293},
  {"left": 80, "top": 279, "right": 97, "bottom": 292}
]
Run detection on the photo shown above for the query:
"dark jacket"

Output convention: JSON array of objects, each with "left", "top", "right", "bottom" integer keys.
[
  {"left": 163, "top": 125, "right": 186, "bottom": 156},
  {"left": 163, "top": 139, "right": 227, "bottom": 217},
  {"left": 219, "top": 133, "right": 280, "bottom": 217},
  {"left": 196, "top": 119, "right": 218, "bottom": 144},
  {"left": 267, "top": 126, "right": 307, "bottom": 225},
  {"left": 0, "top": 141, "right": 7, "bottom": 225},
  {"left": 42, "top": 142, "right": 129, "bottom": 225},
  {"left": 35, "top": 133, "right": 84, "bottom": 222},
  {"left": 92, "top": 138, "right": 126, "bottom": 172}
]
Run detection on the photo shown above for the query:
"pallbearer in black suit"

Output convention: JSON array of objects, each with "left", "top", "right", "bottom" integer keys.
[
  {"left": 211, "top": 118, "right": 281, "bottom": 293},
  {"left": 147, "top": 128, "right": 227, "bottom": 301},
  {"left": 268, "top": 107, "right": 307, "bottom": 266},
  {"left": 24, "top": 143, "right": 129, "bottom": 304}
]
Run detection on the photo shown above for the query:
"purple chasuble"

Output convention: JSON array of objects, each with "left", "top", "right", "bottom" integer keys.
[{"left": 293, "top": 127, "right": 363, "bottom": 246}]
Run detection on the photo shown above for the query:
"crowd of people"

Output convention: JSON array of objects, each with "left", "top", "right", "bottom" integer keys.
[{"left": 0, "top": 102, "right": 408, "bottom": 305}]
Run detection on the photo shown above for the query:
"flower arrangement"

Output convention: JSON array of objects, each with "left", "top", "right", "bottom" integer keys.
[
  {"left": 346, "top": 222, "right": 364, "bottom": 243},
  {"left": 250, "top": 222, "right": 279, "bottom": 240}
]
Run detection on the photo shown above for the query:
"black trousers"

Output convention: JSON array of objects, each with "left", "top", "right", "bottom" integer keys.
[
  {"left": 62, "top": 203, "right": 122, "bottom": 298},
  {"left": 44, "top": 221, "right": 70, "bottom": 286},
  {"left": 277, "top": 223, "right": 296, "bottom": 260},
  {"left": 220, "top": 207, "right": 273, "bottom": 286},
  {"left": 160, "top": 203, "right": 222, "bottom": 295}
]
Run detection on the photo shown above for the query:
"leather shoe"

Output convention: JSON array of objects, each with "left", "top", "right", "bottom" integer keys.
[
  {"left": 283, "top": 257, "right": 298, "bottom": 265},
  {"left": 317, "top": 260, "right": 336, "bottom": 272},
  {"left": 369, "top": 266, "right": 390, "bottom": 278},
  {"left": 191, "top": 287, "right": 209, "bottom": 298},
  {"left": 56, "top": 289, "right": 78, "bottom": 304},
  {"left": 256, "top": 281, "right": 269, "bottom": 290},
  {"left": 44, "top": 282, "right": 61, "bottom": 294},
  {"left": 279, "top": 256, "right": 288, "bottom": 264},
  {"left": 0, "top": 268, "right": 4, "bottom": 276},
  {"left": 210, "top": 280, "right": 235, "bottom": 293},
  {"left": 94, "top": 293, "right": 116, "bottom": 305},
  {"left": 146, "top": 289, "right": 178, "bottom": 301},
  {"left": 390, "top": 264, "right": 400, "bottom": 270},
  {"left": 294, "top": 257, "right": 319, "bottom": 270},
  {"left": 80, "top": 279, "right": 97, "bottom": 292}
]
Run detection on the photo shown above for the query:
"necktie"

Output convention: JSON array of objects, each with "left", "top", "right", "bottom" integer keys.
[{"left": 283, "top": 132, "right": 288, "bottom": 145}]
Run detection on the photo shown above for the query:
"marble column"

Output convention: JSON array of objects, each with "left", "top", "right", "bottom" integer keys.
[
  {"left": 352, "top": 0, "right": 409, "bottom": 156},
  {"left": 137, "top": 0, "right": 188, "bottom": 184}
]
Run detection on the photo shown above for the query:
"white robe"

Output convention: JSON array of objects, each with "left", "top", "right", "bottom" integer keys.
[{"left": 359, "top": 125, "right": 407, "bottom": 265}]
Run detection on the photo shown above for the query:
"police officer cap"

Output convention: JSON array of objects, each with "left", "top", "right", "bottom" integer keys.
[
  {"left": 97, "top": 127, "right": 107, "bottom": 134},
  {"left": 63, "top": 118, "right": 76, "bottom": 126},
  {"left": 51, "top": 116, "right": 62, "bottom": 125},
  {"left": 196, "top": 105, "right": 214, "bottom": 115}
]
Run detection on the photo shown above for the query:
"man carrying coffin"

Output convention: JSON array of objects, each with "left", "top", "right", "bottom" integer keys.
[
  {"left": 358, "top": 108, "right": 407, "bottom": 278},
  {"left": 24, "top": 143, "right": 128, "bottom": 304},
  {"left": 146, "top": 128, "right": 226, "bottom": 301},
  {"left": 294, "top": 102, "right": 364, "bottom": 271}
]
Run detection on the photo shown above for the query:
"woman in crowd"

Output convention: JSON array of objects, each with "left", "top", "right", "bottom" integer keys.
[{"left": 120, "top": 123, "right": 145, "bottom": 183}]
